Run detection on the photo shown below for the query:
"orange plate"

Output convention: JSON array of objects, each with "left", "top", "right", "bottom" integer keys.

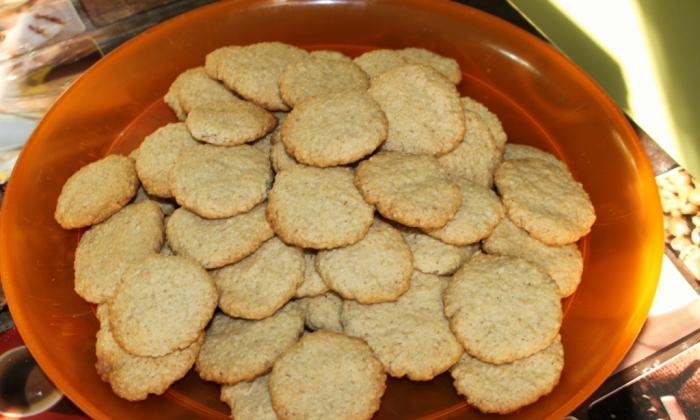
[{"left": 0, "top": 1, "right": 663, "bottom": 419}]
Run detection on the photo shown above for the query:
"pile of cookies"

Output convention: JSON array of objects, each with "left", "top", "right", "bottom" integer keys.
[{"left": 53, "top": 42, "right": 596, "bottom": 417}]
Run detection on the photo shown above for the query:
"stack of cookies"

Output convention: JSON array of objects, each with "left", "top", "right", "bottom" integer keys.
[{"left": 54, "top": 42, "right": 596, "bottom": 418}]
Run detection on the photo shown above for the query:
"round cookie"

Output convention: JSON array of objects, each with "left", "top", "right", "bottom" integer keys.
[
  {"left": 483, "top": 218, "right": 583, "bottom": 297},
  {"left": 205, "top": 46, "right": 242, "bottom": 80},
  {"left": 444, "top": 254, "right": 562, "bottom": 364},
  {"left": 166, "top": 203, "right": 274, "bottom": 269},
  {"left": 279, "top": 57, "right": 369, "bottom": 108},
  {"left": 213, "top": 237, "right": 304, "bottom": 320},
  {"left": 298, "top": 292, "right": 343, "bottom": 332},
  {"left": 461, "top": 96, "right": 507, "bottom": 150},
  {"left": 185, "top": 100, "right": 277, "bottom": 146},
  {"left": 354, "top": 151, "right": 462, "bottom": 229},
  {"left": 316, "top": 219, "right": 412, "bottom": 304},
  {"left": 169, "top": 144, "right": 272, "bottom": 219},
  {"left": 437, "top": 109, "right": 502, "bottom": 188},
  {"left": 55, "top": 154, "right": 138, "bottom": 229},
  {"left": 450, "top": 337, "right": 564, "bottom": 414},
  {"left": 267, "top": 166, "right": 374, "bottom": 249},
  {"left": 309, "top": 50, "right": 353, "bottom": 63},
  {"left": 269, "top": 331, "right": 386, "bottom": 420},
  {"left": 353, "top": 49, "right": 406, "bottom": 79},
  {"left": 342, "top": 271, "right": 463, "bottom": 381},
  {"left": 109, "top": 255, "right": 218, "bottom": 357},
  {"left": 295, "top": 251, "right": 329, "bottom": 298},
  {"left": 94, "top": 305, "right": 203, "bottom": 401},
  {"left": 504, "top": 143, "right": 567, "bottom": 169},
  {"left": 218, "top": 42, "right": 310, "bottom": 111},
  {"left": 368, "top": 64, "right": 464, "bottom": 155},
  {"left": 195, "top": 303, "right": 304, "bottom": 384},
  {"left": 135, "top": 122, "right": 199, "bottom": 198},
  {"left": 425, "top": 178, "right": 504, "bottom": 246},
  {"left": 74, "top": 200, "right": 164, "bottom": 303},
  {"left": 494, "top": 158, "right": 596, "bottom": 245},
  {"left": 398, "top": 47, "right": 462, "bottom": 84},
  {"left": 401, "top": 229, "right": 479, "bottom": 275},
  {"left": 281, "top": 91, "right": 387, "bottom": 167},
  {"left": 165, "top": 67, "right": 239, "bottom": 117},
  {"left": 221, "top": 375, "right": 277, "bottom": 420}
]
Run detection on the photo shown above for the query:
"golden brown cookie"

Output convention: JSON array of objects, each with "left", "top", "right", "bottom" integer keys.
[
  {"left": 424, "top": 178, "right": 504, "bottom": 246},
  {"left": 169, "top": 144, "right": 272, "bottom": 219},
  {"left": 503, "top": 143, "right": 567, "bottom": 169},
  {"left": 461, "top": 96, "right": 507, "bottom": 150},
  {"left": 495, "top": 158, "right": 596, "bottom": 245},
  {"left": 219, "top": 42, "right": 309, "bottom": 111},
  {"left": 166, "top": 203, "right": 274, "bottom": 269},
  {"left": 368, "top": 64, "right": 464, "bottom": 155},
  {"left": 354, "top": 151, "right": 461, "bottom": 229},
  {"left": 205, "top": 46, "right": 242, "bottom": 80},
  {"left": 269, "top": 331, "right": 386, "bottom": 420},
  {"left": 195, "top": 303, "right": 304, "bottom": 384},
  {"left": 109, "top": 255, "right": 218, "bottom": 357},
  {"left": 214, "top": 237, "right": 304, "bottom": 320},
  {"left": 437, "top": 110, "right": 502, "bottom": 188},
  {"left": 164, "top": 67, "right": 239, "bottom": 118},
  {"left": 316, "top": 219, "right": 412, "bottom": 304},
  {"left": 342, "top": 271, "right": 462, "bottom": 380},
  {"left": 444, "top": 254, "right": 562, "bottom": 364},
  {"left": 398, "top": 47, "right": 462, "bottom": 84},
  {"left": 185, "top": 100, "right": 277, "bottom": 146},
  {"left": 55, "top": 154, "right": 138, "bottom": 229},
  {"left": 400, "top": 228, "right": 479, "bottom": 275},
  {"left": 281, "top": 91, "right": 387, "bottom": 167},
  {"left": 451, "top": 336, "right": 564, "bottom": 414},
  {"left": 95, "top": 305, "right": 203, "bottom": 401},
  {"left": 74, "top": 200, "right": 164, "bottom": 303},
  {"left": 279, "top": 57, "right": 369, "bottom": 107},
  {"left": 483, "top": 218, "right": 583, "bottom": 297},
  {"left": 353, "top": 49, "right": 407, "bottom": 79},
  {"left": 267, "top": 166, "right": 374, "bottom": 249},
  {"left": 220, "top": 375, "right": 278, "bottom": 420},
  {"left": 135, "top": 122, "right": 199, "bottom": 198}
]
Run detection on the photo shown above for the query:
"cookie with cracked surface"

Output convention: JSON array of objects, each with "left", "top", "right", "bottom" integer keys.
[
  {"left": 424, "top": 178, "right": 504, "bottom": 246},
  {"left": 165, "top": 67, "right": 239, "bottom": 117},
  {"left": 169, "top": 144, "right": 272, "bottom": 219},
  {"left": 353, "top": 49, "right": 406, "bottom": 78},
  {"left": 298, "top": 292, "right": 343, "bottom": 332},
  {"left": 219, "top": 42, "right": 309, "bottom": 111},
  {"left": 503, "top": 143, "right": 567, "bottom": 169},
  {"left": 269, "top": 331, "right": 386, "bottom": 420},
  {"left": 281, "top": 91, "right": 387, "bottom": 167},
  {"left": 135, "top": 122, "right": 199, "bottom": 198},
  {"left": 204, "top": 46, "right": 242, "bottom": 80},
  {"left": 494, "top": 158, "right": 596, "bottom": 245},
  {"left": 295, "top": 251, "right": 329, "bottom": 298},
  {"left": 461, "top": 96, "right": 507, "bottom": 150},
  {"left": 354, "top": 151, "right": 461, "bottom": 229},
  {"left": 195, "top": 303, "right": 304, "bottom": 384},
  {"left": 342, "top": 271, "right": 462, "bottom": 380},
  {"left": 437, "top": 109, "right": 502, "bottom": 188},
  {"left": 451, "top": 336, "right": 564, "bottom": 414},
  {"left": 95, "top": 305, "right": 203, "bottom": 401},
  {"left": 108, "top": 255, "right": 217, "bottom": 357},
  {"left": 279, "top": 57, "right": 369, "bottom": 108},
  {"left": 221, "top": 375, "right": 278, "bottom": 420},
  {"left": 316, "top": 219, "right": 412, "bottom": 304},
  {"left": 398, "top": 47, "right": 462, "bottom": 84},
  {"left": 267, "top": 166, "right": 374, "bottom": 249},
  {"left": 55, "top": 154, "right": 138, "bottom": 229},
  {"left": 213, "top": 237, "right": 304, "bottom": 320},
  {"left": 166, "top": 203, "right": 274, "bottom": 269},
  {"left": 483, "top": 218, "right": 583, "bottom": 297},
  {"left": 74, "top": 200, "right": 164, "bottom": 303},
  {"left": 368, "top": 64, "right": 464, "bottom": 155},
  {"left": 401, "top": 229, "right": 479, "bottom": 275},
  {"left": 444, "top": 254, "right": 562, "bottom": 364},
  {"left": 185, "top": 100, "right": 277, "bottom": 146}
]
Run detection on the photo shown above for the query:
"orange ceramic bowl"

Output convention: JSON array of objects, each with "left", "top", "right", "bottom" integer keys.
[{"left": 0, "top": 1, "right": 663, "bottom": 419}]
